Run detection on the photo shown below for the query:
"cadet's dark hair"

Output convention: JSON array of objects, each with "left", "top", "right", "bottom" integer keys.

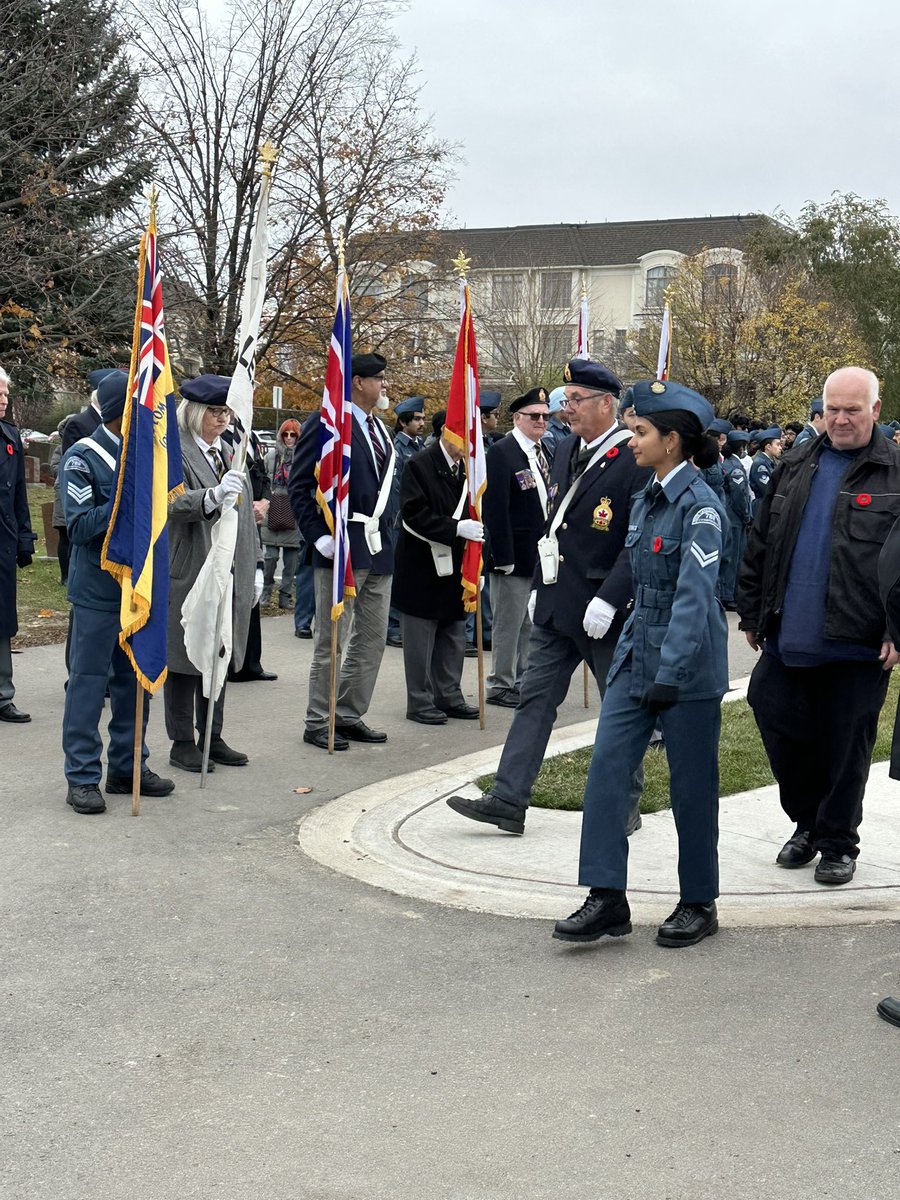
[{"left": 645, "top": 410, "right": 720, "bottom": 470}]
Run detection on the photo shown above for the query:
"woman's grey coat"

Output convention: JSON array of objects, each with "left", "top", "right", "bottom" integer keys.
[{"left": 167, "top": 435, "right": 258, "bottom": 675}]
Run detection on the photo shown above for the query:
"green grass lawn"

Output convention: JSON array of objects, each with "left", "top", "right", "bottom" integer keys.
[{"left": 477, "top": 672, "right": 900, "bottom": 811}]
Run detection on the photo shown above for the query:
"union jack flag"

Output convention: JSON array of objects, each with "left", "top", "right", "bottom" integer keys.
[{"left": 315, "top": 268, "right": 355, "bottom": 618}]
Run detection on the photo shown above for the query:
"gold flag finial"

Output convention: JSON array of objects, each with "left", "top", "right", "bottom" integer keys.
[
  {"left": 337, "top": 229, "right": 346, "bottom": 272},
  {"left": 259, "top": 140, "right": 278, "bottom": 179},
  {"left": 148, "top": 185, "right": 159, "bottom": 229},
  {"left": 452, "top": 249, "right": 471, "bottom": 278}
]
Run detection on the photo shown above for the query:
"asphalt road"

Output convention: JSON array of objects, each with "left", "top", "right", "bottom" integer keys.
[{"left": 2, "top": 615, "right": 897, "bottom": 1200}]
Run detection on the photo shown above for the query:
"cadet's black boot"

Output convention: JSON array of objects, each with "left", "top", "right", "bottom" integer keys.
[
  {"left": 66, "top": 784, "right": 106, "bottom": 815},
  {"left": 552, "top": 889, "right": 631, "bottom": 943},
  {"left": 656, "top": 901, "right": 718, "bottom": 947},
  {"left": 446, "top": 792, "right": 526, "bottom": 835},
  {"left": 106, "top": 770, "right": 175, "bottom": 797},
  {"left": 169, "top": 741, "right": 214, "bottom": 773}
]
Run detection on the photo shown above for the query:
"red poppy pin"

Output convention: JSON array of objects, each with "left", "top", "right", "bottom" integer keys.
[
  {"left": 856, "top": 493, "right": 872, "bottom": 507},
  {"left": 652, "top": 536, "right": 663, "bottom": 553},
  {"left": 606, "top": 447, "right": 619, "bottom": 459},
  {"left": 6, "top": 444, "right": 13, "bottom": 455}
]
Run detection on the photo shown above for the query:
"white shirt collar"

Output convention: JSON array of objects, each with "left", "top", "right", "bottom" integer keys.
[
  {"left": 512, "top": 426, "right": 540, "bottom": 456},
  {"left": 439, "top": 441, "right": 458, "bottom": 472},
  {"left": 193, "top": 432, "right": 222, "bottom": 455},
  {"left": 580, "top": 422, "right": 620, "bottom": 453}
]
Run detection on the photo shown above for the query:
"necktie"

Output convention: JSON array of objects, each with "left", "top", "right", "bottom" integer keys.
[
  {"left": 367, "top": 414, "right": 386, "bottom": 474},
  {"left": 208, "top": 446, "right": 225, "bottom": 480},
  {"left": 534, "top": 443, "right": 550, "bottom": 486},
  {"left": 571, "top": 446, "right": 594, "bottom": 484},
  {"left": 650, "top": 480, "right": 662, "bottom": 499}
]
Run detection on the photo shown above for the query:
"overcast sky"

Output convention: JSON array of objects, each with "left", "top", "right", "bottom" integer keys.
[{"left": 391, "top": 0, "right": 899, "bottom": 229}]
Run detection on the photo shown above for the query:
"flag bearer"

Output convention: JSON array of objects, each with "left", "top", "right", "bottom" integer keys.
[{"left": 60, "top": 371, "right": 175, "bottom": 814}]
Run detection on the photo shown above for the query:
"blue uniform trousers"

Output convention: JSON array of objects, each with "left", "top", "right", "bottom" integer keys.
[
  {"left": 578, "top": 666, "right": 720, "bottom": 901},
  {"left": 294, "top": 546, "right": 316, "bottom": 632},
  {"left": 62, "top": 604, "right": 149, "bottom": 785}
]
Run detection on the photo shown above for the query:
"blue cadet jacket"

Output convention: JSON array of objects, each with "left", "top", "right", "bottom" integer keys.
[
  {"left": 608, "top": 464, "right": 729, "bottom": 700},
  {"left": 60, "top": 425, "right": 121, "bottom": 611},
  {"left": 749, "top": 451, "right": 776, "bottom": 504},
  {"left": 722, "top": 455, "right": 752, "bottom": 526}
]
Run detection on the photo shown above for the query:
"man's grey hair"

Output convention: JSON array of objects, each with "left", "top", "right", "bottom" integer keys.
[
  {"left": 177, "top": 398, "right": 209, "bottom": 440},
  {"left": 0, "top": 365, "right": 9, "bottom": 385},
  {"left": 823, "top": 366, "right": 880, "bottom": 409}
]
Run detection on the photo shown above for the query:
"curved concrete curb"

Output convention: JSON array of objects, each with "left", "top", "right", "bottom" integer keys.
[{"left": 297, "top": 692, "right": 900, "bottom": 928}]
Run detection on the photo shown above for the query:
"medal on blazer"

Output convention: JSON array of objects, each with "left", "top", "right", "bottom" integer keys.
[{"left": 592, "top": 497, "right": 613, "bottom": 531}]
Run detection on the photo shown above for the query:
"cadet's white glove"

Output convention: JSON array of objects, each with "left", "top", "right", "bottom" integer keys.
[
  {"left": 495, "top": 564, "right": 514, "bottom": 575},
  {"left": 315, "top": 534, "right": 335, "bottom": 560},
  {"left": 457, "top": 519, "right": 484, "bottom": 542},
  {"left": 583, "top": 596, "right": 617, "bottom": 640},
  {"left": 527, "top": 590, "right": 537, "bottom": 622},
  {"left": 212, "top": 469, "right": 244, "bottom": 506},
  {"left": 253, "top": 568, "right": 264, "bottom": 607}
]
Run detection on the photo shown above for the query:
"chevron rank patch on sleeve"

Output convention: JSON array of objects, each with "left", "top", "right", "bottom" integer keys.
[
  {"left": 67, "top": 482, "right": 93, "bottom": 504},
  {"left": 690, "top": 542, "right": 719, "bottom": 569}
]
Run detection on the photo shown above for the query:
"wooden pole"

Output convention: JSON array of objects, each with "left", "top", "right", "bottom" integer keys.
[
  {"left": 328, "top": 614, "right": 339, "bottom": 754},
  {"left": 476, "top": 583, "right": 485, "bottom": 729},
  {"left": 200, "top": 588, "right": 228, "bottom": 789},
  {"left": 132, "top": 685, "right": 145, "bottom": 817},
  {"left": 583, "top": 660, "right": 590, "bottom": 708}
]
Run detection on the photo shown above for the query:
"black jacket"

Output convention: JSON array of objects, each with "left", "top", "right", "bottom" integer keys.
[
  {"left": 738, "top": 427, "right": 900, "bottom": 648},
  {"left": 392, "top": 441, "right": 467, "bottom": 623},
  {"left": 533, "top": 430, "right": 650, "bottom": 639},
  {"left": 61, "top": 405, "right": 102, "bottom": 454},
  {"left": 482, "top": 433, "right": 546, "bottom": 575},
  {"left": 0, "top": 419, "right": 37, "bottom": 639}
]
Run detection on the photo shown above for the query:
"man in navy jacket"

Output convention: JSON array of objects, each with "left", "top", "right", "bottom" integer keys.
[{"left": 289, "top": 352, "right": 396, "bottom": 750}]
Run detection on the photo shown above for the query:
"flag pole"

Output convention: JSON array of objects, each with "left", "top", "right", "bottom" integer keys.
[
  {"left": 199, "top": 592, "right": 228, "bottom": 788},
  {"left": 476, "top": 587, "right": 485, "bottom": 729},
  {"left": 132, "top": 686, "right": 144, "bottom": 817},
  {"left": 328, "top": 619, "right": 338, "bottom": 754},
  {"left": 583, "top": 662, "right": 590, "bottom": 708}
]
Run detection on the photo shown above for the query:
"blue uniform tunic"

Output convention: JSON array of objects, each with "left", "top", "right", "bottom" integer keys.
[
  {"left": 60, "top": 426, "right": 149, "bottom": 785},
  {"left": 578, "top": 463, "right": 729, "bottom": 901}
]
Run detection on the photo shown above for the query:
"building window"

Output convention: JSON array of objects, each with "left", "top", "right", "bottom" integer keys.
[
  {"left": 541, "top": 272, "right": 571, "bottom": 310},
  {"left": 614, "top": 328, "right": 627, "bottom": 353},
  {"left": 645, "top": 265, "right": 675, "bottom": 309},
  {"left": 540, "top": 326, "right": 573, "bottom": 366},
  {"left": 591, "top": 328, "right": 606, "bottom": 354},
  {"left": 702, "top": 262, "right": 737, "bottom": 305},
  {"left": 402, "top": 277, "right": 429, "bottom": 310},
  {"left": 492, "top": 272, "right": 521, "bottom": 308},
  {"left": 492, "top": 327, "right": 518, "bottom": 366}
]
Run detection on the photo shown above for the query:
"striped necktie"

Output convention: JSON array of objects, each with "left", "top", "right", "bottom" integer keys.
[
  {"left": 367, "top": 414, "right": 386, "bottom": 475},
  {"left": 208, "top": 446, "right": 226, "bottom": 480},
  {"left": 534, "top": 442, "right": 550, "bottom": 485}
]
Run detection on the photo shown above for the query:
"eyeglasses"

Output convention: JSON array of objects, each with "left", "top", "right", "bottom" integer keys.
[
  {"left": 518, "top": 412, "right": 549, "bottom": 423},
  {"left": 283, "top": 432, "right": 298, "bottom": 438},
  {"left": 563, "top": 392, "right": 599, "bottom": 408}
]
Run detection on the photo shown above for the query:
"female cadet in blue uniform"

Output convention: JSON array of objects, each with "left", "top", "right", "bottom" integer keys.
[
  {"left": 553, "top": 380, "right": 729, "bottom": 949},
  {"left": 720, "top": 429, "right": 752, "bottom": 609}
]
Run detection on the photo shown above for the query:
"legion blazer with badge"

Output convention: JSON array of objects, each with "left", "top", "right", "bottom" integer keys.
[
  {"left": 0, "top": 417, "right": 37, "bottom": 640},
  {"left": 289, "top": 411, "right": 395, "bottom": 575},
  {"left": 482, "top": 434, "right": 546, "bottom": 575},
  {"left": 532, "top": 429, "right": 651, "bottom": 639}
]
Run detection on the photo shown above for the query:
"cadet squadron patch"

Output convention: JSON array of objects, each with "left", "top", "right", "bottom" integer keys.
[
  {"left": 691, "top": 506, "right": 722, "bottom": 531},
  {"left": 64, "top": 455, "right": 88, "bottom": 473}
]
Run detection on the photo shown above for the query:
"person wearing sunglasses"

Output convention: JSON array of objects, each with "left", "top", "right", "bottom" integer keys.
[{"left": 481, "top": 387, "right": 551, "bottom": 709}]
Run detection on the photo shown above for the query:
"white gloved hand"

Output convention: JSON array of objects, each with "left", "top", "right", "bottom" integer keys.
[
  {"left": 212, "top": 468, "right": 244, "bottom": 506},
  {"left": 457, "top": 519, "right": 484, "bottom": 542},
  {"left": 495, "top": 564, "right": 514, "bottom": 575},
  {"left": 583, "top": 596, "right": 617, "bottom": 640},
  {"left": 253, "top": 567, "right": 264, "bottom": 607},
  {"left": 527, "top": 590, "right": 537, "bottom": 622},
  {"left": 315, "top": 534, "right": 336, "bottom": 560}
]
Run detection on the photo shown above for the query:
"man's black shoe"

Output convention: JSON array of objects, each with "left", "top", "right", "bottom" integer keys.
[
  {"left": 486, "top": 689, "right": 519, "bottom": 709},
  {"left": 169, "top": 741, "right": 213, "bottom": 773},
  {"left": 553, "top": 890, "right": 631, "bottom": 943},
  {"left": 656, "top": 901, "right": 718, "bottom": 947},
  {"left": 335, "top": 722, "right": 387, "bottom": 743},
  {"left": 106, "top": 770, "right": 175, "bottom": 797},
  {"left": 303, "top": 728, "right": 349, "bottom": 751},
  {"left": 876, "top": 996, "right": 900, "bottom": 1028},
  {"left": 229, "top": 669, "right": 278, "bottom": 682},
  {"left": 209, "top": 739, "right": 249, "bottom": 766},
  {"left": 386, "top": 634, "right": 403, "bottom": 648},
  {"left": 294, "top": 627, "right": 313, "bottom": 639},
  {"left": 776, "top": 828, "right": 816, "bottom": 868},
  {"left": 440, "top": 703, "right": 480, "bottom": 720},
  {"left": 446, "top": 793, "right": 526, "bottom": 835},
  {"left": 66, "top": 784, "right": 106, "bottom": 815},
  {"left": 814, "top": 854, "right": 856, "bottom": 885},
  {"left": 0, "top": 702, "right": 31, "bottom": 723},
  {"left": 407, "top": 710, "right": 448, "bottom": 725}
]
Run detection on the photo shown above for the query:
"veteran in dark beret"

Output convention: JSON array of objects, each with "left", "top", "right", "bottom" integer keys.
[
  {"left": 60, "top": 370, "right": 174, "bottom": 813},
  {"left": 164, "top": 374, "right": 260, "bottom": 772}
]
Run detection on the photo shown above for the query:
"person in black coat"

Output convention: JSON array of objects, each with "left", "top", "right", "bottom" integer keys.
[
  {"left": 447, "top": 358, "right": 650, "bottom": 835},
  {"left": 0, "top": 367, "right": 37, "bottom": 722},
  {"left": 60, "top": 369, "right": 118, "bottom": 454},
  {"left": 482, "top": 387, "right": 550, "bottom": 707},
  {"left": 393, "top": 437, "right": 481, "bottom": 723},
  {"left": 288, "top": 351, "right": 396, "bottom": 750}
]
